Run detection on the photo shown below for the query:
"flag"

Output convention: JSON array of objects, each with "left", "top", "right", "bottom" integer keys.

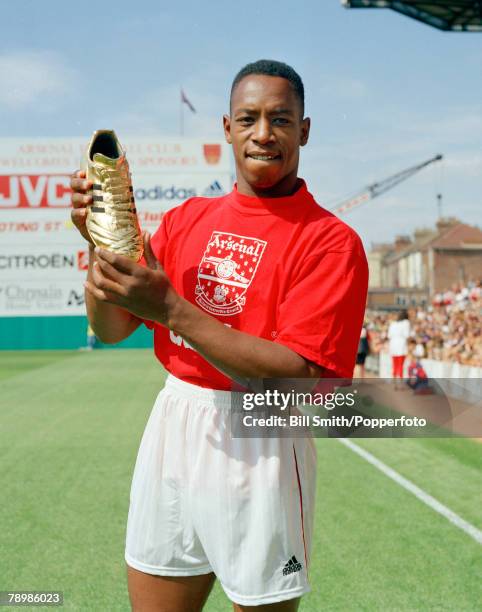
[{"left": 181, "top": 89, "right": 196, "bottom": 113}]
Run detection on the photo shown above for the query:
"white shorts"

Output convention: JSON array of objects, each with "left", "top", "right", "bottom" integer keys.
[{"left": 125, "top": 375, "right": 317, "bottom": 606}]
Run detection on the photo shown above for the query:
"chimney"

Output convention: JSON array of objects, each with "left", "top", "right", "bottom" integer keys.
[
  {"left": 436, "top": 217, "right": 460, "bottom": 234},
  {"left": 370, "top": 242, "right": 392, "bottom": 253},
  {"left": 414, "top": 228, "right": 435, "bottom": 243},
  {"left": 394, "top": 235, "right": 411, "bottom": 251}
]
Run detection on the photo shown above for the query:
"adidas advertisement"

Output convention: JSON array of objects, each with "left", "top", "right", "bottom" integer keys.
[
  {"left": 133, "top": 176, "right": 229, "bottom": 212},
  {"left": 202, "top": 180, "right": 226, "bottom": 197},
  {"left": 134, "top": 179, "right": 225, "bottom": 201},
  {"left": 135, "top": 185, "right": 197, "bottom": 201},
  {"left": 132, "top": 176, "right": 230, "bottom": 230}
]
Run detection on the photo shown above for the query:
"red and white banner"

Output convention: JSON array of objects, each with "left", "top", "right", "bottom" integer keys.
[{"left": 0, "top": 138, "right": 233, "bottom": 316}]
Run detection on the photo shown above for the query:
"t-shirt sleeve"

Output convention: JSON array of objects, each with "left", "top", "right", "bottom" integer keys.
[
  {"left": 140, "top": 214, "right": 169, "bottom": 330},
  {"left": 274, "top": 240, "right": 368, "bottom": 378}
]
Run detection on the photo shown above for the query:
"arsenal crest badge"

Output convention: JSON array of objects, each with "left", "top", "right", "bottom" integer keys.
[
  {"left": 203, "top": 144, "right": 221, "bottom": 165},
  {"left": 195, "top": 231, "right": 267, "bottom": 316}
]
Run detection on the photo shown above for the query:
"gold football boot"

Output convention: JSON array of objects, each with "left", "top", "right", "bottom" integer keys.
[{"left": 82, "top": 129, "right": 143, "bottom": 261}]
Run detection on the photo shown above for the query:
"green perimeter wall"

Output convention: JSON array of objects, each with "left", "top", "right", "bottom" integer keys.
[{"left": 0, "top": 316, "right": 153, "bottom": 350}]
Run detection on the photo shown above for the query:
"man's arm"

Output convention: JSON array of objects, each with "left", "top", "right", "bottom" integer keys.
[
  {"left": 85, "top": 244, "right": 141, "bottom": 343},
  {"left": 71, "top": 171, "right": 141, "bottom": 344},
  {"left": 167, "top": 297, "right": 321, "bottom": 382},
  {"left": 87, "top": 243, "right": 322, "bottom": 384}
]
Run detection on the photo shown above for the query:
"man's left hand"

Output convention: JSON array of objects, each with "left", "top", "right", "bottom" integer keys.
[{"left": 84, "top": 232, "right": 178, "bottom": 325}]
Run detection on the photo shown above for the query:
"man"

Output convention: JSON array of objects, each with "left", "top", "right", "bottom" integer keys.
[{"left": 71, "top": 59, "right": 368, "bottom": 611}]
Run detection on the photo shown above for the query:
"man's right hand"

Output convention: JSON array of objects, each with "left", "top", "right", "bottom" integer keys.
[{"left": 70, "top": 170, "right": 94, "bottom": 244}]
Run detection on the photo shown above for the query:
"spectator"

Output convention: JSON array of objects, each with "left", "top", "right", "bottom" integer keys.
[
  {"left": 406, "top": 351, "right": 429, "bottom": 394},
  {"left": 364, "top": 281, "right": 481, "bottom": 368},
  {"left": 354, "top": 323, "right": 370, "bottom": 378},
  {"left": 388, "top": 309, "right": 410, "bottom": 388}
]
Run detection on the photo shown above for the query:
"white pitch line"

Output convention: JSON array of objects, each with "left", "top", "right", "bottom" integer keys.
[{"left": 338, "top": 438, "right": 482, "bottom": 546}]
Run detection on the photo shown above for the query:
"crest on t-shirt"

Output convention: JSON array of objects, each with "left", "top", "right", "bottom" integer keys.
[{"left": 195, "top": 231, "right": 267, "bottom": 316}]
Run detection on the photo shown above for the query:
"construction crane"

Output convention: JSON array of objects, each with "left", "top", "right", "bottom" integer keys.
[{"left": 329, "top": 154, "right": 443, "bottom": 216}]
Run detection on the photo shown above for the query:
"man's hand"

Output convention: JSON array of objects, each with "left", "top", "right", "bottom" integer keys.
[
  {"left": 70, "top": 170, "right": 94, "bottom": 244},
  {"left": 84, "top": 232, "right": 180, "bottom": 325}
]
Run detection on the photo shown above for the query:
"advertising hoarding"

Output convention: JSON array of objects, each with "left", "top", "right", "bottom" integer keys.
[{"left": 0, "top": 138, "right": 233, "bottom": 316}]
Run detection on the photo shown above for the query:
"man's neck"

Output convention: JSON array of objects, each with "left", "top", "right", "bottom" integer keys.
[{"left": 236, "top": 174, "right": 301, "bottom": 199}]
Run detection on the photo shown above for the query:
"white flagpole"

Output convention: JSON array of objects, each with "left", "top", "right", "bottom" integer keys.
[{"left": 180, "top": 87, "right": 184, "bottom": 137}]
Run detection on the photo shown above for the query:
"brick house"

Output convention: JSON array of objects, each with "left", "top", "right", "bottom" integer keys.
[{"left": 367, "top": 219, "right": 482, "bottom": 309}]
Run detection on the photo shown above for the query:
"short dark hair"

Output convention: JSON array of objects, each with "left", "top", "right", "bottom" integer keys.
[{"left": 230, "top": 59, "right": 305, "bottom": 115}]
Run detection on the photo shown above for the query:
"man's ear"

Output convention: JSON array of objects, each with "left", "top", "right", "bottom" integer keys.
[
  {"left": 300, "top": 117, "right": 310, "bottom": 147},
  {"left": 223, "top": 114, "right": 232, "bottom": 144}
]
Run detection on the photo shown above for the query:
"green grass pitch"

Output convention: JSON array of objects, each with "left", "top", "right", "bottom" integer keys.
[{"left": 0, "top": 350, "right": 481, "bottom": 611}]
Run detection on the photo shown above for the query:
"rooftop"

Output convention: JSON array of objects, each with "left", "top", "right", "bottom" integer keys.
[{"left": 369, "top": 218, "right": 482, "bottom": 263}]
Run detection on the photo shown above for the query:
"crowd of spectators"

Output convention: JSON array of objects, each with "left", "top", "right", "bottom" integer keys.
[{"left": 365, "top": 281, "right": 482, "bottom": 367}]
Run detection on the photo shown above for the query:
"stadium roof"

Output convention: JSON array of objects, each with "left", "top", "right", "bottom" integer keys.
[{"left": 342, "top": 1, "right": 482, "bottom": 31}]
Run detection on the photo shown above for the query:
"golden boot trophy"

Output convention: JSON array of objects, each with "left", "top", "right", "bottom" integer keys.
[{"left": 82, "top": 130, "right": 143, "bottom": 261}]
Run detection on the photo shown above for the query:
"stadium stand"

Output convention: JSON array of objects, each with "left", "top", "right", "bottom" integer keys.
[{"left": 342, "top": 1, "right": 482, "bottom": 32}]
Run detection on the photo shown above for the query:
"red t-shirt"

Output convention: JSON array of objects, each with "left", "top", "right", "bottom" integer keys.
[{"left": 144, "top": 180, "right": 368, "bottom": 390}]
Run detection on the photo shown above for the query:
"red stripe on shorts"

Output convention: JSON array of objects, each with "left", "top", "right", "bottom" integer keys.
[{"left": 293, "top": 444, "right": 308, "bottom": 571}]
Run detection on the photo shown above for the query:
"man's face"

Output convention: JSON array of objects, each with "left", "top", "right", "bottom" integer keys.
[{"left": 223, "top": 74, "right": 310, "bottom": 197}]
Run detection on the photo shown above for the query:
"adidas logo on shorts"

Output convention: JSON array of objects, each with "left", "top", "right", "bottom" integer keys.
[{"left": 282, "top": 555, "right": 302, "bottom": 576}]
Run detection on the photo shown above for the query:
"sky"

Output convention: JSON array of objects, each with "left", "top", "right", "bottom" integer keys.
[{"left": 1, "top": 0, "right": 481, "bottom": 248}]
